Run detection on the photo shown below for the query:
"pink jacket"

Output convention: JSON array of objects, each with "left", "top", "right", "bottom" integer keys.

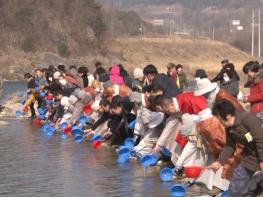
[{"left": 109, "top": 65, "right": 125, "bottom": 85}]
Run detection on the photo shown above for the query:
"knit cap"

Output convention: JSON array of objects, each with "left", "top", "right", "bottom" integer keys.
[
  {"left": 103, "top": 80, "right": 114, "bottom": 89},
  {"left": 133, "top": 68, "right": 144, "bottom": 79}
]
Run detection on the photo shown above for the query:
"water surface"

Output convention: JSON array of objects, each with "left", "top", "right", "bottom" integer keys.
[{"left": 0, "top": 82, "right": 171, "bottom": 197}]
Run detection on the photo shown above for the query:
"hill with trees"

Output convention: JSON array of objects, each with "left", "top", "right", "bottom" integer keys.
[
  {"left": 0, "top": 0, "right": 254, "bottom": 80},
  {"left": 100, "top": 0, "right": 263, "bottom": 54}
]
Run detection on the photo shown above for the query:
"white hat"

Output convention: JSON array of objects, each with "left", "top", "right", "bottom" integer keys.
[
  {"left": 53, "top": 71, "right": 61, "bottom": 79},
  {"left": 194, "top": 78, "right": 218, "bottom": 96},
  {"left": 133, "top": 68, "right": 144, "bottom": 79},
  {"left": 60, "top": 96, "right": 69, "bottom": 107},
  {"left": 148, "top": 112, "right": 165, "bottom": 128},
  {"left": 68, "top": 95, "right": 78, "bottom": 105}
]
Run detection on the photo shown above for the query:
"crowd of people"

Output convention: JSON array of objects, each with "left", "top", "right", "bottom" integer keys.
[{"left": 20, "top": 60, "right": 263, "bottom": 196}]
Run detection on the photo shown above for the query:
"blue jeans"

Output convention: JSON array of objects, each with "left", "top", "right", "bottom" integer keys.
[{"left": 228, "top": 164, "right": 254, "bottom": 197}]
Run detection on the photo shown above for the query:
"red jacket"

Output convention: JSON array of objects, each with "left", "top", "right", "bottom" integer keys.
[
  {"left": 174, "top": 92, "right": 208, "bottom": 114},
  {"left": 247, "top": 76, "right": 263, "bottom": 113}
]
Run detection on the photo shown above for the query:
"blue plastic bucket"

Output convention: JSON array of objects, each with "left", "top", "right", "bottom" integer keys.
[
  {"left": 220, "top": 190, "right": 228, "bottom": 197},
  {"left": 72, "top": 126, "right": 83, "bottom": 136},
  {"left": 74, "top": 134, "right": 84, "bottom": 143},
  {"left": 89, "top": 134, "right": 102, "bottom": 143},
  {"left": 140, "top": 154, "right": 158, "bottom": 168},
  {"left": 170, "top": 184, "right": 186, "bottom": 197},
  {"left": 117, "top": 154, "right": 130, "bottom": 164},
  {"left": 20, "top": 99, "right": 26, "bottom": 105},
  {"left": 35, "top": 87, "right": 40, "bottom": 92},
  {"left": 78, "top": 115, "right": 88, "bottom": 125},
  {"left": 38, "top": 108, "right": 46, "bottom": 115},
  {"left": 60, "top": 133, "right": 68, "bottom": 140},
  {"left": 41, "top": 124, "right": 50, "bottom": 132},
  {"left": 160, "top": 167, "right": 175, "bottom": 182},
  {"left": 60, "top": 122, "right": 68, "bottom": 130},
  {"left": 118, "top": 146, "right": 131, "bottom": 156},
  {"left": 45, "top": 126, "right": 55, "bottom": 136},
  {"left": 124, "top": 138, "right": 134, "bottom": 149},
  {"left": 15, "top": 110, "right": 23, "bottom": 117},
  {"left": 39, "top": 114, "right": 46, "bottom": 120},
  {"left": 40, "top": 91, "right": 46, "bottom": 97},
  {"left": 161, "top": 147, "right": 172, "bottom": 157}
]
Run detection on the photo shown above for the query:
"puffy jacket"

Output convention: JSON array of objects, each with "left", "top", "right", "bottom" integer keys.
[
  {"left": 109, "top": 65, "right": 125, "bottom": 85},
  {"left": 246, "top": 74, "right": 263, "bottom": 113},
  {"left": 220, "top": 79, "right": 239, "bottom": 98},
  {"left": 215, "top": 89, "right": 245, "bottom": 179},
  {"left": 153, "top": 73, "right": 181, "bottom": 98},
  {"left": 216, "top": 89, "right": 244, "bottom": 112}
]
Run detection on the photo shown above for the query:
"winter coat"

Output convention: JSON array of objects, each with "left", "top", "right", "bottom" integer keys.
[
  {"left": 220, "top": 79, "right": 239, "bottom": 98},
  {"left": 65, "top": 75, "right": 80, "bottom": 88},
  {"left": 152, "top": 73, "right": 181, "bottom": 98},
  {"left": 177, "top": 73, "right": 187, "bottom": 90},
  {"left": 211, "top": 67, "right": 240, "bottom": 84},
  {"left": 131, "top": 79, "right": 143, "bottom": 93},
  {"left": 214, "top": 89, "right": 245, "bottom": 179},
  {"left": 174, "top": 92, "right": 208, "bottom": 114},
  {"left": 35, "top": 77, "right": 48, "bottom": 87},
  {"left": 71, "top": 101, "right": 85, "bottom": 121},
  {"left": 109, "top": 65, "right": 125, "bottom": 85},
  {"left": 197, "top": 116, "right": 226, "bottom": 158},
  {"left": 246, "top": 73, "right": 263, "bottom": 113},
  {"left": 219, "top": 112, "right": 263, "bottom": 172},
  {"left": 107, "top": 97, "right": 135, "bottom": 145},
  {"left": 216, "top": 89, "right": 244, "bottom": 112}
]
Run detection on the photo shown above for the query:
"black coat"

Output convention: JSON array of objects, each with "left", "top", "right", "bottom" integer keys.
[
  {"left": 219, "top": 112, "right": 263, "bottom": 172},
  {"left": 152, "top": 73, "right": 181, "bottom": 98}
]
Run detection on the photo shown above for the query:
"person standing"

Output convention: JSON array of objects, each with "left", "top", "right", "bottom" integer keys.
[
  {"left": 23, "top": 73, "right": 36, "bottom": 118},
  {"left": 220, "top": 69, "right": 239, "bottom": 98},
  {"left": 175, "top": 64, "right": 187, "bottom": 91},
  {"left": 132, "top": 68, "right": 144, "bottom": 93},
  {"left": 143, "top": 64, "right": 181, "bottom": 98},
  {"left": 242, "top": 61, "right": 263, "bottom": 115},
  {"left": 211, "top": 60, "right": 239, "bottom": 84}
]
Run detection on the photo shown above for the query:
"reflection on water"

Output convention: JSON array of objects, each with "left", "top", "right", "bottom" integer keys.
[
  {"left": 0, "top": 119, "right": 170, "bottom": 197},
  {"left": 1, "top": 81, "right": 26, "bottom": 102}
]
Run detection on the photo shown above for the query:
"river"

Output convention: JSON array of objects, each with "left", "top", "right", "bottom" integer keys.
[{"left": 0, "top": 82, "right": 171, "bottom": 197}]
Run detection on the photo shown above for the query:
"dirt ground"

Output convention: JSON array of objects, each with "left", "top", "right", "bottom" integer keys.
[{"left": 0, "top": 36, "right": 254, "bottom": 80}]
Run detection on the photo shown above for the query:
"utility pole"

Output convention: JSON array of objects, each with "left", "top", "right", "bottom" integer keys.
[
  {"left": 110, "top": 18, "right": 114, "bottom": 38},
  {"left": 259, "top": 9, "right": 261, "bottom": 58},
  {"left": 252, "top": 10, "right": 255, "bottom": 57},
  {"left": 251, "top": 9, "right": 261, "bottom": 58},
  {"left": 211, "top": 24, "right": 215, "bottom": 40}
]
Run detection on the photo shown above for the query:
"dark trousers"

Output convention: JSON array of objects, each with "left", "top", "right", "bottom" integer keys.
[
  {"left": 228, "top": 164, "right": 254, "bottom": 197},
  {"left": 29, "top": 102, "right": 35, "bottom": 117}
]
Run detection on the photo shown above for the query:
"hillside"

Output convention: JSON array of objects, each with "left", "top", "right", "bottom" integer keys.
[
  {"left": 100, "top": 0, "right": 263, "bottom": 53},
  {"left": 1, "top": 36, "right": 252, "bottom": 80},
  {"left": 0, "top": 0, "right": 105, "bottom": 56},
  {"left": 107, "top": 37, "right": 252, "bottom": 75},
  {"left": 0, "top": 0, "right": 254, "bottom": 80}
]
